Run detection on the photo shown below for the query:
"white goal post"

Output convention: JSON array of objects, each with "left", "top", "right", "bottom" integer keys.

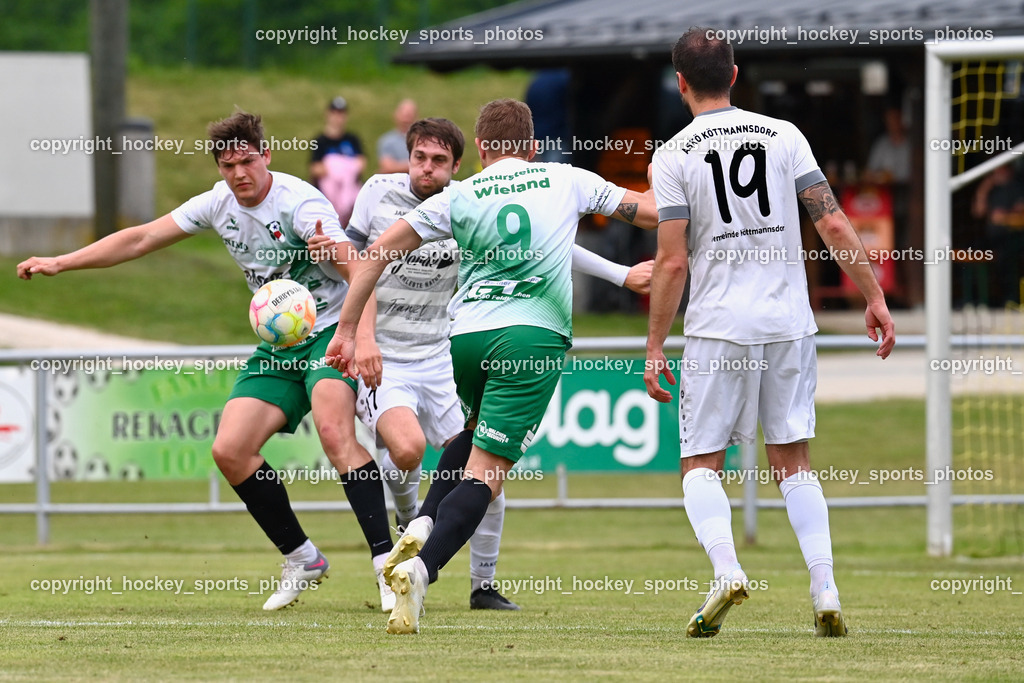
[{"left": 924, "top": 37, "right": 1024, "bottom": 557}]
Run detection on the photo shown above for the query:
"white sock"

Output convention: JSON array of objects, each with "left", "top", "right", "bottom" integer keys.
[
  {"left": 372, "top": 552, "right": 388, "bottom": 573},
  {"left": 285, "top": 539, "right": 318, "bottom": 564},
  {"left": 682, "top": 468, "right": 739, "bottom": 578},
  {"left": 779, "top": 471, "right": 836, "bottom": 596},
  {"left": 381, "top": 449, "right": 421, "bottom": 526},
  {"left": 470, "top": 491, "right": 505, "bottom": 592}
]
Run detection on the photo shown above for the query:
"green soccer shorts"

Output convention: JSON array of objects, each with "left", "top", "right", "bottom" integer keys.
[
  {"left": 450, "top": 325, "right": 569, "bottom": 462},
  {"left": 228, "top": 323, "right": 357, "bottom": 433}
]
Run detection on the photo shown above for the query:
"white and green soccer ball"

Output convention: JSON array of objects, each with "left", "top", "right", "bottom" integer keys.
[{"left": 248, "top": 279, "right": 316, "bottom": 347}]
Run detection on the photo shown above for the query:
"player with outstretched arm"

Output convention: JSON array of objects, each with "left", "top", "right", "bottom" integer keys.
[
  {"left": 324, "top": 99, "right": 658, "bottom": 633},
  {"left": 644, "top": 29, "right": 895, "bottom": 638},
  {"left": 17, "top": 112, "right": 397, "bottom": 612},
  {"left": 309, "top": 116, "right": 654, "bottom": 611}
]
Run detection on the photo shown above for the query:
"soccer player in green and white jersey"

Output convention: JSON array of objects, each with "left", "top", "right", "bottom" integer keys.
[
  {"left": 17, "top": 112, "right": 396, "bottom": 612},
  {"left": 311, "top": 117, "right": 653, "bottom": 611},
  {"left": 324, "top": 99, "right": 658, "bottom": 633},
  {"left": 644, "top": 29, "right": 895, "bottom": 638}
]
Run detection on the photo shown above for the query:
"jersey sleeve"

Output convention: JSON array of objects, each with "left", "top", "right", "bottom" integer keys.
[
  {"left": 345, "top": 176, "right": 378, "bottom": 249},
  {"left": 403, "top": 186, "right": 453, "bottom": 242},
  {"left": 652, "top": 149, "right": 690, "bottom": 223},
  {"left": 170, "top": 189, "right": 217, "bottom": 234},
  {"left": 790, "top": 125, "right": 826, "bottom": 193},
  {"left": 571, "top": 243, "right": 629, "bottom": 286},
  {"left": 569, "top": 167, "right": 627, "bottom": 217},
  {"left": 290, "top": 193, "right": 347, "bottom": 245}
]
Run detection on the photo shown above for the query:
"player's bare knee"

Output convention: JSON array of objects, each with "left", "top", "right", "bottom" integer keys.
[
  {"left": 388, "top": 435, "right": 426, "bottom": 470},
  {"left": 211, "top": 437, "right": 243, "bottom": 468},
  {"left": 320, "top": 429, "right": 372, "bottom": 473},
  {"left": 314, "top": 420, "right": 350, "bottom": 457},
  {"left": 210, "top": 437, "right": 259, "bottom": 481}
]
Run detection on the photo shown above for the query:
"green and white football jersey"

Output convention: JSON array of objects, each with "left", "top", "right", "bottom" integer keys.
[
  {"left": 404, "top": 158, "right": 625, "bottom": 340},
  {"left": 171, "top": 171, "right": 349, "bottom": 335}
]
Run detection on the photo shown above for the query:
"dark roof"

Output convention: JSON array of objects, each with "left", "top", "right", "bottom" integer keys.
[{"left": 397, "top": 0, "right": 1024, "bottom": 68}]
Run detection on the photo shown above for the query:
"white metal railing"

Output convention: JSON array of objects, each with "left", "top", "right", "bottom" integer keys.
[{"left": 2, "top": 335, "right": 1023, "bottom": 545}]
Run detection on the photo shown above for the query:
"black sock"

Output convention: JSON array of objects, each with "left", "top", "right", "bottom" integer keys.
[
  {"left": 231, "top": 460, "right": 307, "bottom": 555},
  {"left": 341, "top": 461, "right": 394, "bottom": 557},
  {"left": 418, "top": 478, "right": 492, "bottom": 583},
  {"left": 419, "top": 429, "right": 474, "bottom": 522}
]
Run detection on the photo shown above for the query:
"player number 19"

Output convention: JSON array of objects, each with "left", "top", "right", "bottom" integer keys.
[{"left": 703, "top": 145, "right": 771, "bottom": 223}]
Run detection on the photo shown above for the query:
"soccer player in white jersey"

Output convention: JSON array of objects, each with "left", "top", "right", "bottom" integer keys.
[
  {"left": 17, "top": 112, "right": 396, "bottom": 612},
  {"left": 323, "top": 99, "right": 658, "bottom": 634},
  {"left": 644, "top": 29, "right": 896, "bottom": 638},
  {"left": 312, "top": 117, "right": 653, "bottom": 611}
]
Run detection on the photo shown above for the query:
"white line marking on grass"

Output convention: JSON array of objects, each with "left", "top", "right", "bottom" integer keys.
[
  {"left": 1, "top": 619, "right": 339, "bottom": 629},
  {"left": 8, "top": 620, "right": 1016, "bottom": 637}
]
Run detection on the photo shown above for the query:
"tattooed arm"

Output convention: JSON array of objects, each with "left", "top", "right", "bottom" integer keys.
[
  {"left": 798, "top": 180, "right": 896, "bottom": 358},
  {"left": 612, "top": 189, "right": 659, "bottom": 229}
]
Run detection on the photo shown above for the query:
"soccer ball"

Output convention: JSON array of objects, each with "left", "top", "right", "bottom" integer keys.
[{"left": 249, "top": 279, "right": 316, "bottom": 347}]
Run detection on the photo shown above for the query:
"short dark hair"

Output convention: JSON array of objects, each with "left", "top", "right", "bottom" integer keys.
[
  {"left": 672, "top": 28, "right": 734, "bottom": 99},
  {"left": 475, "top": 99, "right": 534, "bottom": 159},
  {"left": 207, "top": 111, "right": 265, "bottom": 162},
  {"left": 406, "top": 117, "right": 465, "bottom": 162}
]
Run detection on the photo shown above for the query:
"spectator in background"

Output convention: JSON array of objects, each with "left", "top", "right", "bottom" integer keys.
[
  {"left": 864, "top": 107, "right": 911, "bottom": 185},
  {"left": 377, "top": 99, "right": 418, "bottom": 173},
  {"left": 863, "top": 105, "right": 912, "bottom": 298},
  {"left": 525, "top": 68, "right": 571, "bottom": 163},
  {"left": 972, "top": 163, "right": 1024, "bottom": 305},
  {"left": 311, "top": 96, "right": 365, "bottom": 226}
]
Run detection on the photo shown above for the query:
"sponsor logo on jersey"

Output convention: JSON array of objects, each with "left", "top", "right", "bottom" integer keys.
[
  {"left": 244, "top": 271, "right": 286, "bottom": 288},
  {"left": 226, "top": 217, "right": 239, "bottom": 231},
  {"left": 463, "top": 277, "right": 543, "bottom": 302},
  {"left": 223, "top": 237, "right": 249, "bottom": 252},
  {"left": 389, "top": 246, "right": 456, "bottom": 289}
]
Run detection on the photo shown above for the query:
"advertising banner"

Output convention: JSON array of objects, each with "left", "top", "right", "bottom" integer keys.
[{"left": 7, "top": 354, "right": 712, "bottom": 482}]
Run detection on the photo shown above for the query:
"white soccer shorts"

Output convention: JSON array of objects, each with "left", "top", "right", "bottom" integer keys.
[
  {"left": 356, "top": 354, "right": 464, "bottom": 449},
  {"left": 677, "top": 335, "right": 816, "bottom": 458}
]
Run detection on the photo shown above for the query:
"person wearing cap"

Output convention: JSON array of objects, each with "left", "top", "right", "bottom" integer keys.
[{"left": 311, "top": 96, "right": 366, "bottom": 226}]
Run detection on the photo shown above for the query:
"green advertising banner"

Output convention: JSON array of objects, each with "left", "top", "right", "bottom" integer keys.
[
  {"left": 423, "top": 356, "right": 681, "bottom": 473},
  {"left": 45, "top": 360, "right": 327, "bottom": 481},
  {"left": 40, "top": 355, "right": 719, "bottom": 481}
]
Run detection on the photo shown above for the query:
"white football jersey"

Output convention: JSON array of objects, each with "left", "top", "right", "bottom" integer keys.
[
  {"left": 653, "top": 106, "right": 824, "bottom": 344},
  {"left": 171, "top": 171, "right": 349, "bottom": 335},
  {"left": 346, "top": 173, "right": 458, "bottom": 361}
]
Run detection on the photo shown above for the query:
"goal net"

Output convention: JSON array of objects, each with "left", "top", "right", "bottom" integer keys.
[{"left": 925, "top": 38, "right": 1024, "bottom": 556}]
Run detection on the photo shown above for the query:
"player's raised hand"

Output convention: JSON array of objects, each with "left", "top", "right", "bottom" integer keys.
[
  {"left": 355, "top": 337, "right": 383, "bottom": 391},
  {"left": 324, "top": 326, "right": 358, "bottom": 378},
  {"left": 16, "top": 256, "right": 61, "bottom": 280},
  {"left": 865, "top": 300, "right": 896, "bottom": 359},
  {"left": 307, "top": 219, "right": 336, "bottom": 264},
  {"left": 624, "top": 260, "right": 654, "bottom": 294},
  {"left": 644, "top": 348, "right": 676, "bottom": 403}
]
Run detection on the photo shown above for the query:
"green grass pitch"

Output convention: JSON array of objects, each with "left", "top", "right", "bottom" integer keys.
[{"left": 2, "top": 489, "right": 1023, "bottom": 679}]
